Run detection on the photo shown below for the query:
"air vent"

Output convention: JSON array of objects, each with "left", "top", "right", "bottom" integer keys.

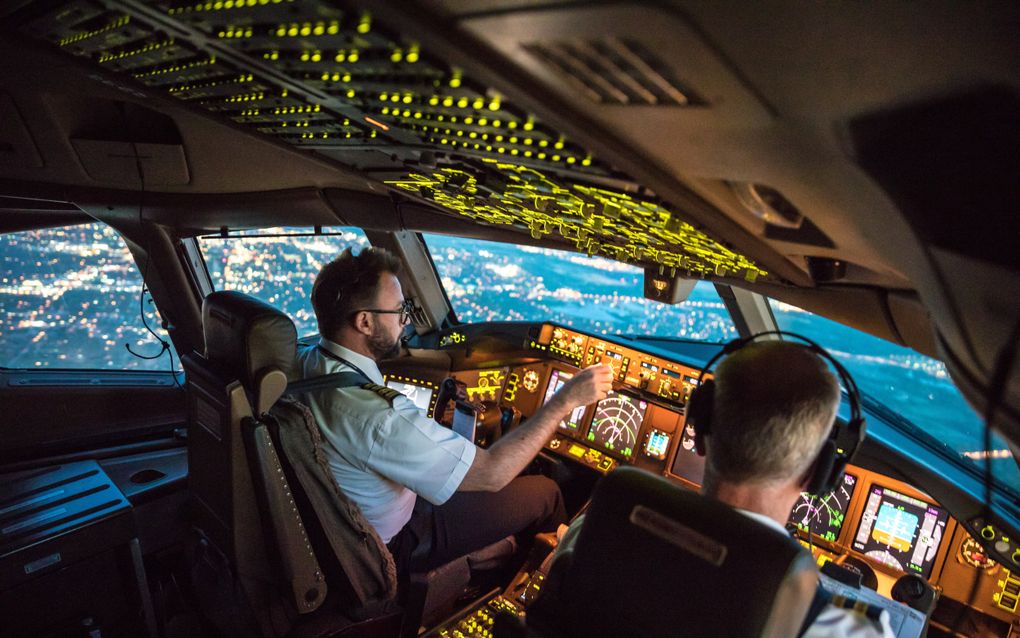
[{"left": 524, "top": 37, "right": 701, "bottom": 107}]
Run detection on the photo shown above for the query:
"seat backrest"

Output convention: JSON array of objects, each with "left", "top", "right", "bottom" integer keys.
[
  {"left": 187, "top": 291, "right": 399, "bottom": 620},
  {"left": 184, "top": 291, "right": 328, "bottom": 624},
  {"left": 526, "top": 467, "right": 818, "bottom": 638}
]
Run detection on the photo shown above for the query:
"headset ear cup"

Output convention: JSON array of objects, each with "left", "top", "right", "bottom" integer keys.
[
  {"left": 804, "top": 440, "right": 837, "bottom": 495},
  {"left": 687, "top": 380, "right": 715, "bottom": 457}
]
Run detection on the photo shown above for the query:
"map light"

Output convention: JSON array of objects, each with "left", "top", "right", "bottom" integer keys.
[{"left": 643, "top": 267, "right": 696, "bottom": 304}]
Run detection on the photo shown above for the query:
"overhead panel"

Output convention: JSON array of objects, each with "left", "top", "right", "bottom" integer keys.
[{"left": 12, "top": 0, "right": 767, "bottom": 282}]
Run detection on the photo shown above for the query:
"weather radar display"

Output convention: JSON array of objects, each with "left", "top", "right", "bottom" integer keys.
[
  {"left": 789, "top": 473, "right": 858, "bottom": 542},
  {"left": 587, "top": 392, "right": 648, "bottom": 458}
]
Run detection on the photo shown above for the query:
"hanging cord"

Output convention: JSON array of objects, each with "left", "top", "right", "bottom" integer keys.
[
  {"left": 122, "top": 142, "right": 182, "bottom": 387},
  {"left": 951, "top": 316, "right": 1020, "bottom": 634}
]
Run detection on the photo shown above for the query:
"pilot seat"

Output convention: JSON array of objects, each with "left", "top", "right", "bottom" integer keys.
[
  {"left": 184, "top": 291, "right": 514, "bottom": 638},
  {"left": 498, "top": 466, "right": 820, "bottom": 638}
]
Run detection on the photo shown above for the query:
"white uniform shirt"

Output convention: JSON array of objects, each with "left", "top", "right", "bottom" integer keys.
[{"left": 297, "top": 338, "right": 476, "bottom": 543}]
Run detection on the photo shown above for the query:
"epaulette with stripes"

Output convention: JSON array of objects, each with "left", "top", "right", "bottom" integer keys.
[
  {"left": 361, "top": 383, "right": 402, "bottom": 405},
  {"left": 830, "top": 594, "right": 885, "bottom": 623}
]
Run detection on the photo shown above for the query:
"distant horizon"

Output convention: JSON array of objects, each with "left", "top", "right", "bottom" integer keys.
[{"left": 2, "top": 222, "right": 1015, "bottom": 494}]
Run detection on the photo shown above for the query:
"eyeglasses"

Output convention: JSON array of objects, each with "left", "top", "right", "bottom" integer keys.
[{"left": 351, "top": 299, "right": 414, "bottom": 325}]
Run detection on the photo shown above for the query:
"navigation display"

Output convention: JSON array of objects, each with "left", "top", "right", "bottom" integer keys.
[
  {"left": 543, "top": 369, "right": 587, "bottom": 433},
  {"left": 586, "top": 391, "right": 648, "bottom": 458},
  {"left": 385, "top": 380, "right": 435, "bottom": 413},
  {"left": 789, "top": 473, "right": 858, "bottom": 542},
  {"left": 852, "top": 484, "right": 949, "bottom": 578}
]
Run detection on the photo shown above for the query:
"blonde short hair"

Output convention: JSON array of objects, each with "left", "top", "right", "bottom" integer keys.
[{"left": 706, "top": 341, "right": 841, "bottom": 486}]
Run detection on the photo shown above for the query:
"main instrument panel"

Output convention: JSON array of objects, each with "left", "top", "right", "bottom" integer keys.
[{"left": 397, "top": 323, "right": 1020, "bottom": 632}]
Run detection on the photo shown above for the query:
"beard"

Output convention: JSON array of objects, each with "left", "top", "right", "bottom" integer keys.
[{"left": 368, "top": 325, "right": 401, "bottom": 360}]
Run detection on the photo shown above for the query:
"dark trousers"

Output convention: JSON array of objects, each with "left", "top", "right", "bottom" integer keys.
[{"left": 387, "top": 475, "right": 566, "bottom": 576}]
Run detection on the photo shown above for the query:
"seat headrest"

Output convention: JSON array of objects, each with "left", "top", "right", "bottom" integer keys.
[{"left": 203, "top": 290, "right": 298, "bottom": 387}]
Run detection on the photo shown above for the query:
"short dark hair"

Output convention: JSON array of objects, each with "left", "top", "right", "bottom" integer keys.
[{"left": 311, "top": 246, "right": 402, "bottom": 338}]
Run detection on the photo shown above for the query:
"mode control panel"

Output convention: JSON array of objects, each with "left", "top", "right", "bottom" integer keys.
[{"left": 534, "top": 324, "right": 701, "bottom": 405}]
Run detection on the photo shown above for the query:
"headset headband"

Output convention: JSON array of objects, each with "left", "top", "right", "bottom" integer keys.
[{"left": 689, "top": 330, "right": 867, "bottom": 495}]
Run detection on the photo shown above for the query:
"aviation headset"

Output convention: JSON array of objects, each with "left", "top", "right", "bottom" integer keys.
[{"left": 685, "top": 331, "right": 867, "bottom": 496}]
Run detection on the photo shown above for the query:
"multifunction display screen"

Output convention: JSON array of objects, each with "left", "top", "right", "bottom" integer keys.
[
  {"left": 852, "top": 485, "right": 949, "bottom": 578},
  {"left": 587, "top": 391, "right": 648, "bottom": 458},
  {"left": 385, "top": 380, "right": 435, "bottom": 413},
  {"left": 643, "top": 428, "right": 671, "bottom": 460},
  {"left": 543, "top": 369, "right": 588, "bottom": 433},
  {"left": 788, "top": 473, "right": 858, "bottom": 542},
  {"left": 669, "top": 418, "right": 706, "bottom": 486}
]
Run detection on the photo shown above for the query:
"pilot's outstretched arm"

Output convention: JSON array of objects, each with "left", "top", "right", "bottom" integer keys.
[{"left": 458, "top": 364, "right": 613, "bottom": 492}]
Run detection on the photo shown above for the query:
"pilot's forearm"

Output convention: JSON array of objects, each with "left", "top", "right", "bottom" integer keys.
[{"left": 458, "top": 394, "right": 571, "bottom": 491}]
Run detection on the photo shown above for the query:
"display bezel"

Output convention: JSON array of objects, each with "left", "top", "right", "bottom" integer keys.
[
  {"left": 666, "top": 416, "right": 705, "bottom": 488},
  {"left": 850, "top": 481, "right": 950, "bottom": 579},
  {"left": 584, "top": 390, "right": 649, "bottom": 459},
  {"left": 788, "top": 472, "right": 859, "bottom": 546},
  {"left": 384, "top": 378, "right": 437, "bottom": 415},
  {"left": 541, "top": 367, "right": 592, "bottom": 437}
]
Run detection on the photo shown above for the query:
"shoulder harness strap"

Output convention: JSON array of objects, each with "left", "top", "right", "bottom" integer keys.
[{"left": 286, "top": 370, "right": 371, "bottom": 395}]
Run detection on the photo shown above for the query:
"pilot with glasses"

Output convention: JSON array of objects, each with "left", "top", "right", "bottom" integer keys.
[{"left": 298, "top": 246, "right": 613, "bottom": 579}]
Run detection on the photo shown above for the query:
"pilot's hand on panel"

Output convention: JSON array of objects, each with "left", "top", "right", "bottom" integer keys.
[{"left": 557, "top": 363, "right": 613, "bottom": 408}]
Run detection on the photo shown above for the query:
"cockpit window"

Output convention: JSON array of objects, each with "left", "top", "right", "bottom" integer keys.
[
  {"left": 769, "top": 299, "right": 1020, "bottom": 496},
  {"left": 423, "top": 234, "right": 738, "bottom": 342},
  {"left": 197, "top": 227, "right": 370, "bottom": 338},
  {"left": 1, "top": 222, "right": 178, "bottom": 371}
]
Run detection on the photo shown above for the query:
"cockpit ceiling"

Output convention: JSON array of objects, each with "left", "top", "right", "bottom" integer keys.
[{"left": 8, "top": 0, "right": 768, "bottom": 282}]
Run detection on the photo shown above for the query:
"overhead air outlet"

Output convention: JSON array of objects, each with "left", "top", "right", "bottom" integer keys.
[
  {"left": 730, "top": 181, "right": 834, "bottom": 249},
  {"left": 523, "top": 38, "right": 701, "bottom": 107},
  {"left": 730, "top": 182, "right": 803, "bottom": 229}
]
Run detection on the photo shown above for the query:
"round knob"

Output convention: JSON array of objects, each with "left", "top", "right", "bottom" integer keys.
[
  {"left": 1012, "top": 549, "right": 1020, "bottom": 564},
  {"left": 982, "top": 525, "right": 996, "bottom": 540},
  {"left": 996, "top": 540, "right": 1011, "bottom": 554}
]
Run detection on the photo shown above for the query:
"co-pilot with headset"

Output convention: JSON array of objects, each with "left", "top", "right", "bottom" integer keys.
[{"left": 553, "top": 336, "right": 893, "bottom": 637}]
